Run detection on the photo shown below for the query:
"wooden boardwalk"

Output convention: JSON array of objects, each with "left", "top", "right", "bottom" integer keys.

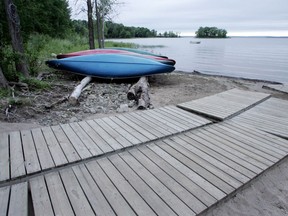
[
  {"left": 0, "top": 105, "right": 210, "bottom": 183},
  {"left": 231, "top": 97, "right": 288, "bottom": 138},
  {"left": 177, "top": 88, "right": 270, "bottom": 121},
  {"left": 1, "top": 88, "right": 288, "bottom": 216},
  {"left": 263, "top": 83, "right": 288, "bottom": 94}
]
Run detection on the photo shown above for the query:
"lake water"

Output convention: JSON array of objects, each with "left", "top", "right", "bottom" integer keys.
[{"left": 110, "top": 37, "right": 288, "bottom": 83}]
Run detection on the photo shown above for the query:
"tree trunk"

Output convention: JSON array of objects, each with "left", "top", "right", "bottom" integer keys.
[
  {"left": 3, "top": 0, "right": 29, "bottom": 77},
  {"left": 95, "top": 0, "right": 103, "bottom": 48},
  {"left": 87, "top": 0, "right": 95, "bottom": 49},
  {"left": 127, "top": 77, "right": 151, "bottom": 110},
  {"left": 0, "top": 66, "right": 9, "bottom": 88}
]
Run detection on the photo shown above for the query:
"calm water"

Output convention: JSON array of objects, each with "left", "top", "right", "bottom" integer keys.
[{"left": 111, "top": 37, "right": 288, "bottom": 83}]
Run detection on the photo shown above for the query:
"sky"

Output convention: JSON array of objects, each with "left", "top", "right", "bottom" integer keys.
[{"left": 68, "top": 0, "right": 288, "bottom": 36}]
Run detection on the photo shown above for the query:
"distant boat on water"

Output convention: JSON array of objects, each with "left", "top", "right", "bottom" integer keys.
[{"left": 190, "top": 41, "right": 201, "bottom": 44}]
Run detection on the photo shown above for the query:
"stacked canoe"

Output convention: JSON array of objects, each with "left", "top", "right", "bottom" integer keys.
[{"left": 46, "top": 48, "right": 176, "bottom": 78}]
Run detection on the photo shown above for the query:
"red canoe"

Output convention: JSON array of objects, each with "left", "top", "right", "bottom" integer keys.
[{"left": 57, "top": 49, "right": 176, "bottom": 66}]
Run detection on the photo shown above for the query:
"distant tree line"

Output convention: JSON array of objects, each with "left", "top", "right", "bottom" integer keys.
[{"left": 196, "top": 27, "right": 227, "bottom": 38}]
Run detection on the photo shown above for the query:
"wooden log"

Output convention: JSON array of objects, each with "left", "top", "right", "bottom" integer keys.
[
  {"left": 69, "top": 76, "right": 92, "bottom": 105},
  {"left": 127, "top": 76, "right": 151, "bottom": 110}
]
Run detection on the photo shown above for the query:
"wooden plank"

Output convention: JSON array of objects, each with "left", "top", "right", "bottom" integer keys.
[
  {"left": 133, "top": 111, "right": 178, "bottom": 134},
  {"left": 30, "top": 175, "right": 54, "bottom": 216},
  {"left": 86, "top": 119, "right": 123, "bottom": 151},
  {"left": 21, "top": 130, "right": 41, "bottom": 174},
  {"left": 109, "top": 154, "right": 177, "bottom": 216},
  {"left": 60, "top": 124, "right": 92, "bottom": 159},
  {"left": 103, "top": 117, "right": 141, "bottom": 145},
  {"left": 186, "top": 130, "right": 262, "bottom": 174},
  {"left": 60, "top": 168, "right": 95, "bottom": 216},
  {"left": 0, "top": 132, "right": 9, "bottom": 181},
  {"left": 109, "top": 115, "right": 149, "bottom": 143},
  {"left": 117, "top": 114, "right": 156, "bottom": 140},
  {"left": 51, "top": 125, "right": 80, "bottom": 162},
  {"left": 127, "top": 149, "right": 206, "bottom": 214},
  {"left": 119, "top": 150, "right": 196, "bottom": 216},
  {"left": 72, "top": 165, "right": 116, "bottom": 216},
  {"left": 165, "top": 136, "right": 247, "bottom": 185},
  {"left": 41, "top": 126, "right": 68, "bottom": 166},
  {"left": 199, "top": 128, "right": 269, "bottom": 170},
  {"left": 0, "top": 186, "right": 10, "bottom": 216},
  {"left": 138, "top": 146, "right": 217, "bottom": 207},
  {"left": 10, "top": 131, "right": 26, "bottom": 179},
  {"left": 31, "top": 128, "right": 55, "bottom": 170},
  {"left": 263, "top": 83, "right": 288, "bottom": 94},
  {"left": 45, "top": 172, "right": 74, "bottom": 216},
  {"left": 8, "top": 182, "right": 28, "bottom": 216},
  {"left": 78, "top": 121, "right": 113, "bottom": 153},
  {"left": 95, "top": 118, "right": 132, "bottom": 148},
  {"left": 98, "top": 157, "right": 156, "bottom": 216},
  {"left": 85, "top": 160, "right": 136, "bottom": 216},
  {"left": 69, "top": 122, "right": 103, "bottom": 156},
  {"left": 148, "top": 143, "right": 226, "bottom": 200},
  {"left": 157, "top": 141, "right": 236, "bottom": 194},
  {"left": 177, "top": 133, "right": 255, "bottom": 180}
]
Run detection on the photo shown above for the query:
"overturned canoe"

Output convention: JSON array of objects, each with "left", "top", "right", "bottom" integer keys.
[{"left": 46, "top": 54, "right": 175, "bottom": 78}]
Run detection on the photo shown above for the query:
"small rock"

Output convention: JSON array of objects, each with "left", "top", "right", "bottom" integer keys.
[{"left": 117, "top": 104, "right": 129, "bottom": 113}]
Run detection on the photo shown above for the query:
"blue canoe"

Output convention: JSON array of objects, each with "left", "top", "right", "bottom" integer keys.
[{"left": 46, "top": 54, "right": 175, "bottom": 78}]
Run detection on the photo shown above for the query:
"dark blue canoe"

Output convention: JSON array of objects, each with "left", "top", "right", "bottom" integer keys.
[{"left": 46, "top": 54, "right": 175, "bottom": 78}]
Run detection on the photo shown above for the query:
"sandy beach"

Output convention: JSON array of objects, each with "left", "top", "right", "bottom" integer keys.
[{"left": 1, "top": 71, "right": 288, "bottom": 215}]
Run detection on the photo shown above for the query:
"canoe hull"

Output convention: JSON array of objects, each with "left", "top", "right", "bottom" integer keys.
[{"left": 46, "top": 54, "right": 175, "bottom": 78}]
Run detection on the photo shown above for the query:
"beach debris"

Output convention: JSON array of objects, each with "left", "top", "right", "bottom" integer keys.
[
  {"left": 128, "top": 76, "right": 151, "bottom": 109},
  {"left": 69, "top": 76, "right": 92, "bottom": 105}
]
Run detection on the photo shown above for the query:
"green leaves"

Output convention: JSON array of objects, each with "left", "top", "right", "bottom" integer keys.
[{"left": 195, "top": 26, "right": 227, "bottom": 38}]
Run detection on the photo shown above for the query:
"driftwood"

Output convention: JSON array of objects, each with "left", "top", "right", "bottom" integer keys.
[
  {"left": 45, "top": 96, "right": 69, "bottom": 109},
  {"left": 69, "top": 76, "right": 92, "bottom": 105},
  {"left": 127, "top": 76, "right": 151, "bottom": 110}
]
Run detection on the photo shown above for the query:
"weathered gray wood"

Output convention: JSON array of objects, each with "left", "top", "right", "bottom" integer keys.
[
  {"left": 60, "top": 124, "right": 92, "bottom": 159},
  {"left": 72, "top": 165, "right": 116, "bottom": 216},
  {"left": 95, "top": 118, "right": 132, "bottom": 148},
  {"left": 109, "top": 115, "right": 149, "bottom": 143},
  {"left": 102, "top": 117, "right": 141, "bottom": 145},
  {"left": 30, "top": 176, "right": 54, "bottom": 216},
  {"left": 128, "top": 149, "right": 206, "bottom": 214},
  {"left": 148, "top": 143, "right": 226, "bottom": 200},
  {"left": 0, "top": 186, "right": 10, "bottom": 216},
  {"left": 263, "top": 83, "right": 288, "bottom": 94},
  {"left": 85, "top": 160, "right": 136, "bottom": 216},
  {"left": 98, "top": 157, "right": 156, "bottom": 216},
  {"left": 41, "top": 126, "right": 68, "bottom": 166},
  {"left": 0, "top": 132, "right": 9, "bottom": 181},
  {"left": 138, "top": 146, "right": 217, "bottom": 206},
  {"left": 69, "top": 122, "right": 103, "bottom": 156},
  {"left": 8, "top": 182, "right": 28, "bottom": 216},
  {"left": 31, "top": 128, "right": 55, "bottom": 170},
  {"left": 173, "top": 134, "right": 251, "bottom": 182},
  {"left": 116, "top": 114, "right": 156, "bottom": 140},
  {"left": 51, "top": 125, "right": 80, "bottom": 162},
  {"left": 157, "top": 141, "right": 235, "bottom": 194},
  {"left": 164, "top": 137, "right": 245, "bottom": 187},
  {"left": 86, "top": 119, "right": 123, "bottom": 150},
  {"left": 78, "top": 121, "right": 113, "bottom": 153},
  {"left": 109, "top": 154, "right": 177, "bottom": 216},
  {"left": 60, "top": 168, "right": 95, "bottom": 216},
  {"left": 10, "top": 131, "right": 26, "bottom": 179},
  {"left": 45, "top": 172, "right": 74, "bottom": 216},
  {"left": 21, "top": 130, "right": 41, "bottom": 175},
  {"left": 119, "top": 150, "right": 196, "bottom": 216}
]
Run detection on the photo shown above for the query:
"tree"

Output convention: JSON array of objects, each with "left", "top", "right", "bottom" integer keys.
[
  {"left": 3, "top": 0, "right": 29, "bottom": 77},
  {"left": 87, "top": 0, "right": 95, "bottom": 49},
  {"left": 195, "top": 26, "right": 227, "bottom": 38},
  {"left": 0, "top": 66, "right": 8, "bottom": 88}
]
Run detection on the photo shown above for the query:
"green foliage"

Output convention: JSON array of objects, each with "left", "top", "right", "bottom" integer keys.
[
  {"left": 20, "top": 77, "right": 51, "bottom": 90},
  {"left": 158, "top": 31, "right": 179, "bottom": 38},
  {"left": 196, "top": 27, "right": 227, "bottom": 38},
  {"left": 0, "top": 88, "right": 10, "bottom": 98}
]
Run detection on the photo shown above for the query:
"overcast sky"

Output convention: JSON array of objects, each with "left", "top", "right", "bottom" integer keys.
[{"left": 69, "top": 0, "right": 288, "bottom": 36}]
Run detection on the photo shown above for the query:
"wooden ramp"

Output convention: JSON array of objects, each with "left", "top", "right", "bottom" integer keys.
[
  {"left": 177, "top": 88, "right": 270, "bottom": 121},
  {"left": 263, "top": 83, "right": 288, "bottom": 94},
  {"left": 231, "top": 97, "right": 288, "bottom": 139},
  {"left": 1, "top": 120, "right": 287, "bottom": 216},
  {"left": 0, "top": 105, "right": 211, "bottom": 183}
]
